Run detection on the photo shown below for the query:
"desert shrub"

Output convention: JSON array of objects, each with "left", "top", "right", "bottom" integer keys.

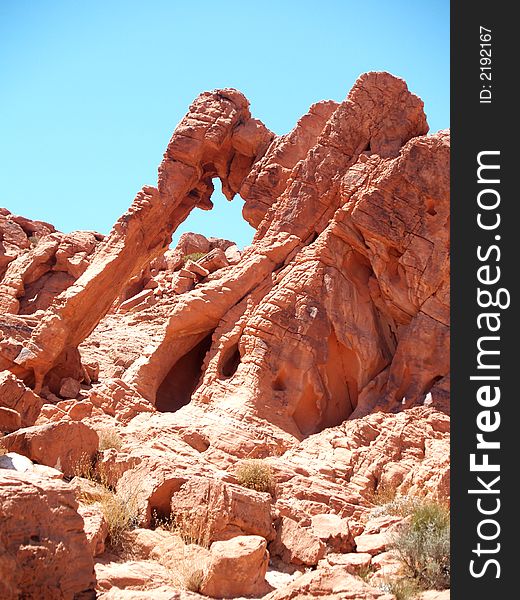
[
  {"left": 182, "top": 252, "right": 206, "bottom": 265},
  {"left": 154, "top": 511, "right": 209, "bottom": 592},
  {"left": 72, "top": 451, "right": 98, "bottom": 482},
  {"left": 166, "top": 551, "right": 207, "bottom": 593},
  {"left": 156, "top": 511, "right": 211, "bottom": 549},
  {"left": 0, "top": 437, "right": 7, "bottom": 456},
  {"left": 235, "top": 459, "right": 274, "bottom": 493},
  {"left": 368, "top": 481, "right": 400, "bottom": 506},
  {"left": 97, "top": 427, "right": 123, "bottom": 451},
  {"left": 369, "top": 494, "right": 422, "bottom": 519},
  {"left": 28, "top": 235, "right": 40, "bottom": 247},
  {"left": 381, "top": 577, "right": 421, "bottom": 600},
  {"left": 391, "top": 500, "right": 450, "bottom": 590},
  {"left": 72, "top": 453, "right": 140, "bottom": 549},
  {"left": 357, "top": 563, "right": 375, "bottom": 582},
  {"left": 100, "top": 487, "right": 140, "bottom": 549}
]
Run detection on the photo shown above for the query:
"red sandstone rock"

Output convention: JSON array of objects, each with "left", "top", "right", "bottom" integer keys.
[
  {"left": 271, "top": 516, "right": 326, "bottom": 566},
  {"left": 310, "top": 513, "right": 355, "bottom": 553},
  {"left": 0, "top": 406, "right": 21, "bottom": 433},
  {"left": 0, "top": 227, "right": 100, "bottom": 315},
  {"left": 263, "top": 566, "right": 393, "bottom": 600},
  {"left": 2, "top": 421, "right": 99, "bottom": 477},
  {"left": 0, "top": 452, "right": 34, "bottom": 473},
  {"left": 0, "top": 470, "right": 95, "bottom": 599},
  {"left": 417, "top": 592, "right": 450, "bottom": 600},
  {"left": 0, "top": 371, "right": 43, "bottom": 426},
  {"left": 201, "top": 535, "right": 271, "bottom": 598},
  {"left": 95, "top": 558, "right": 172, "bottom": 594},
  {"left": 224, "top": 244, "right": 241, "bottom": 264},
  {"left": 0, "top": 208, "right": 55, "bottom": 279},
  {"left": 2, "top": 90, "right": 273, "bottom": 393},
  {"left": 197, "top": 248, "right": 229, "bottom": 273},
  {"left": 78, "top": 502, "right": 109, "bottom": 557},
  {"left": 59, "top": 376, "right": 81, "bottom": 399},
  {"left": 355, "top": 531, "right": 391, "bottom": 555},
  {"left": 320, "top": 551, "right": 373, "bottom": 574},
  {"left": 118, "top": 289, "right": 155, "bottom": 313},
  {"left": 170, "top": 477, "right": 275, "bottom": 542}
]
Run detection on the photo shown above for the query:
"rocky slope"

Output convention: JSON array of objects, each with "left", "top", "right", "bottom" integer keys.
[{"left": 0, "top": 72, "right": 449, "bottom": 599}]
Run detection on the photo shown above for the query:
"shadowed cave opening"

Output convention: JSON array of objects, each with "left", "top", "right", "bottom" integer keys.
[
  {"left": 155, "top": 332, "right": 214, "bottom": 412},
  {"left": 219, "top": 342, "right": 241, "bottom": 378}
]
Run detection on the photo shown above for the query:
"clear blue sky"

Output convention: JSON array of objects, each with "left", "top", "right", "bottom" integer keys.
[{"left": 0, "top": 0, "right": 449, "bottom": 248}]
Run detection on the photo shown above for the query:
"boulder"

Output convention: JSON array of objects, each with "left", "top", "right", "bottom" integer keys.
[
  {"left": 78, "top": 502, "right": 109, "bottom": 557},
  {"left": 201, "top": 535, "right": 271, "bottom": 598},
  {"left": 59, "top": 377, "right": 81, "bottom": 399},
  {"left": 270, "top": 516, "right": 326, "bottom": 566},
  {"left": 170, "top": 477, "right": 275, "bottom": 543},
  {"left": 263, "top": 565, "right": 394, "bottom": 600},
  {"left": 354, "top": 532, "right": 391, "bottom": 555},
  {"left": 198, "top": 248, "right": 229, "bottom": 273},
  {"left": 310, "top": 513, "right": 355, "bottom": 553},
  {"left": 0, "top": 372, "right": 43, "bottom": 426},
  {"left": 0, "top": 470, "right": 96, "bottom": 599},
  {"left": 0, "top": 406, "right": 21, "bottom": 433},
  {"left": 2, "top": 421, "right": 99, "bottom": 477},
  {"left": 320, "top": 551, "right": 373, "bottom": 574}
]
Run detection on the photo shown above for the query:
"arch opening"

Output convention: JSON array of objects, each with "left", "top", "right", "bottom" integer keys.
[{"left": 171, "top": 184, "right": 255, "bottom": 250}]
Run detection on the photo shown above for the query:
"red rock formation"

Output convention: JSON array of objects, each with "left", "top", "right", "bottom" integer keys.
[
  {"left": 0, "top": 209, "right": 56, "bottom": 277},
  {"left": 201, "top": 535, "right": 271, "bottom": 598},
  {"left": 0, "top": 72, "right": 450, "bottom": 599},
  {"left": 0, "top": 470, "right": 96, "bottom": 599},
  {"left": 0, "top": 91, "right": 272, "bottom": 393},
  {"left": 3, "top": 421, "right": 99, "bottom": 477}
]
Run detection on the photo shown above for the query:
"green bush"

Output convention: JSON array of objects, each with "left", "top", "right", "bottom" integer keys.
[
  {"left": 235, "top": 459, "right": 274, "bottom": 493},
  {"left": 182, "top": 252, "right": 206, "bottom": 265},
  {"left": 392, "top": 500, "right": 450, "bottom": 590}
]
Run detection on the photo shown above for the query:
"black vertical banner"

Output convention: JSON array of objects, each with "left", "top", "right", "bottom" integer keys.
[{"left": 451, "top": 2, "right": 515, "bottom": 598}]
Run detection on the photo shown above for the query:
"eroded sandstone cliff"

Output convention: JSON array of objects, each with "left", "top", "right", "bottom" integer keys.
[{"left": 0, "top": 72, "right": 449, "bottom": 600}]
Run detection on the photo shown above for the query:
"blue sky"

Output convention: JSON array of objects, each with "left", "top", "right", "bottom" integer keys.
[{"left": 0, "top": 1, "right": 449, "bottom": 248}]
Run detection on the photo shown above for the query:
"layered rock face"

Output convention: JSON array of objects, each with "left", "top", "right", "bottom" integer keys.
[{"left": 0, "top": 72, "right": 449, "bottom": 599}]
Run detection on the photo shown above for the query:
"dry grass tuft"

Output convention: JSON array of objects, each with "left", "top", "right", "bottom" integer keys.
[
  {"left": 166, "top": 550, "right": 207, "bottom": 593},
  {"left": 97, "top": 427, "right": 123, "bottom": 451},
  {"left": 157, "top": 511, "right": 211, "bottom": 549},
  {"left": 72, "top": 453, "right": 140, "bottom": 550},
  {"left": 368, "top": 481, "right": 401, "bottom": 506},
  {"left": 154, "top": 511, "right": 210, "bottom": 592},
  {"left": 235, "top": 459, "right": 274, "bottom": 493},
  {"left": 357, "top": 563, "right": 375, "bottom": 582},
  {"left": 100, "top": 487, "right": 140, "bottom": 550},
  {"left": 72, "top": 452, "right": 98, "bottom": 482}
]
